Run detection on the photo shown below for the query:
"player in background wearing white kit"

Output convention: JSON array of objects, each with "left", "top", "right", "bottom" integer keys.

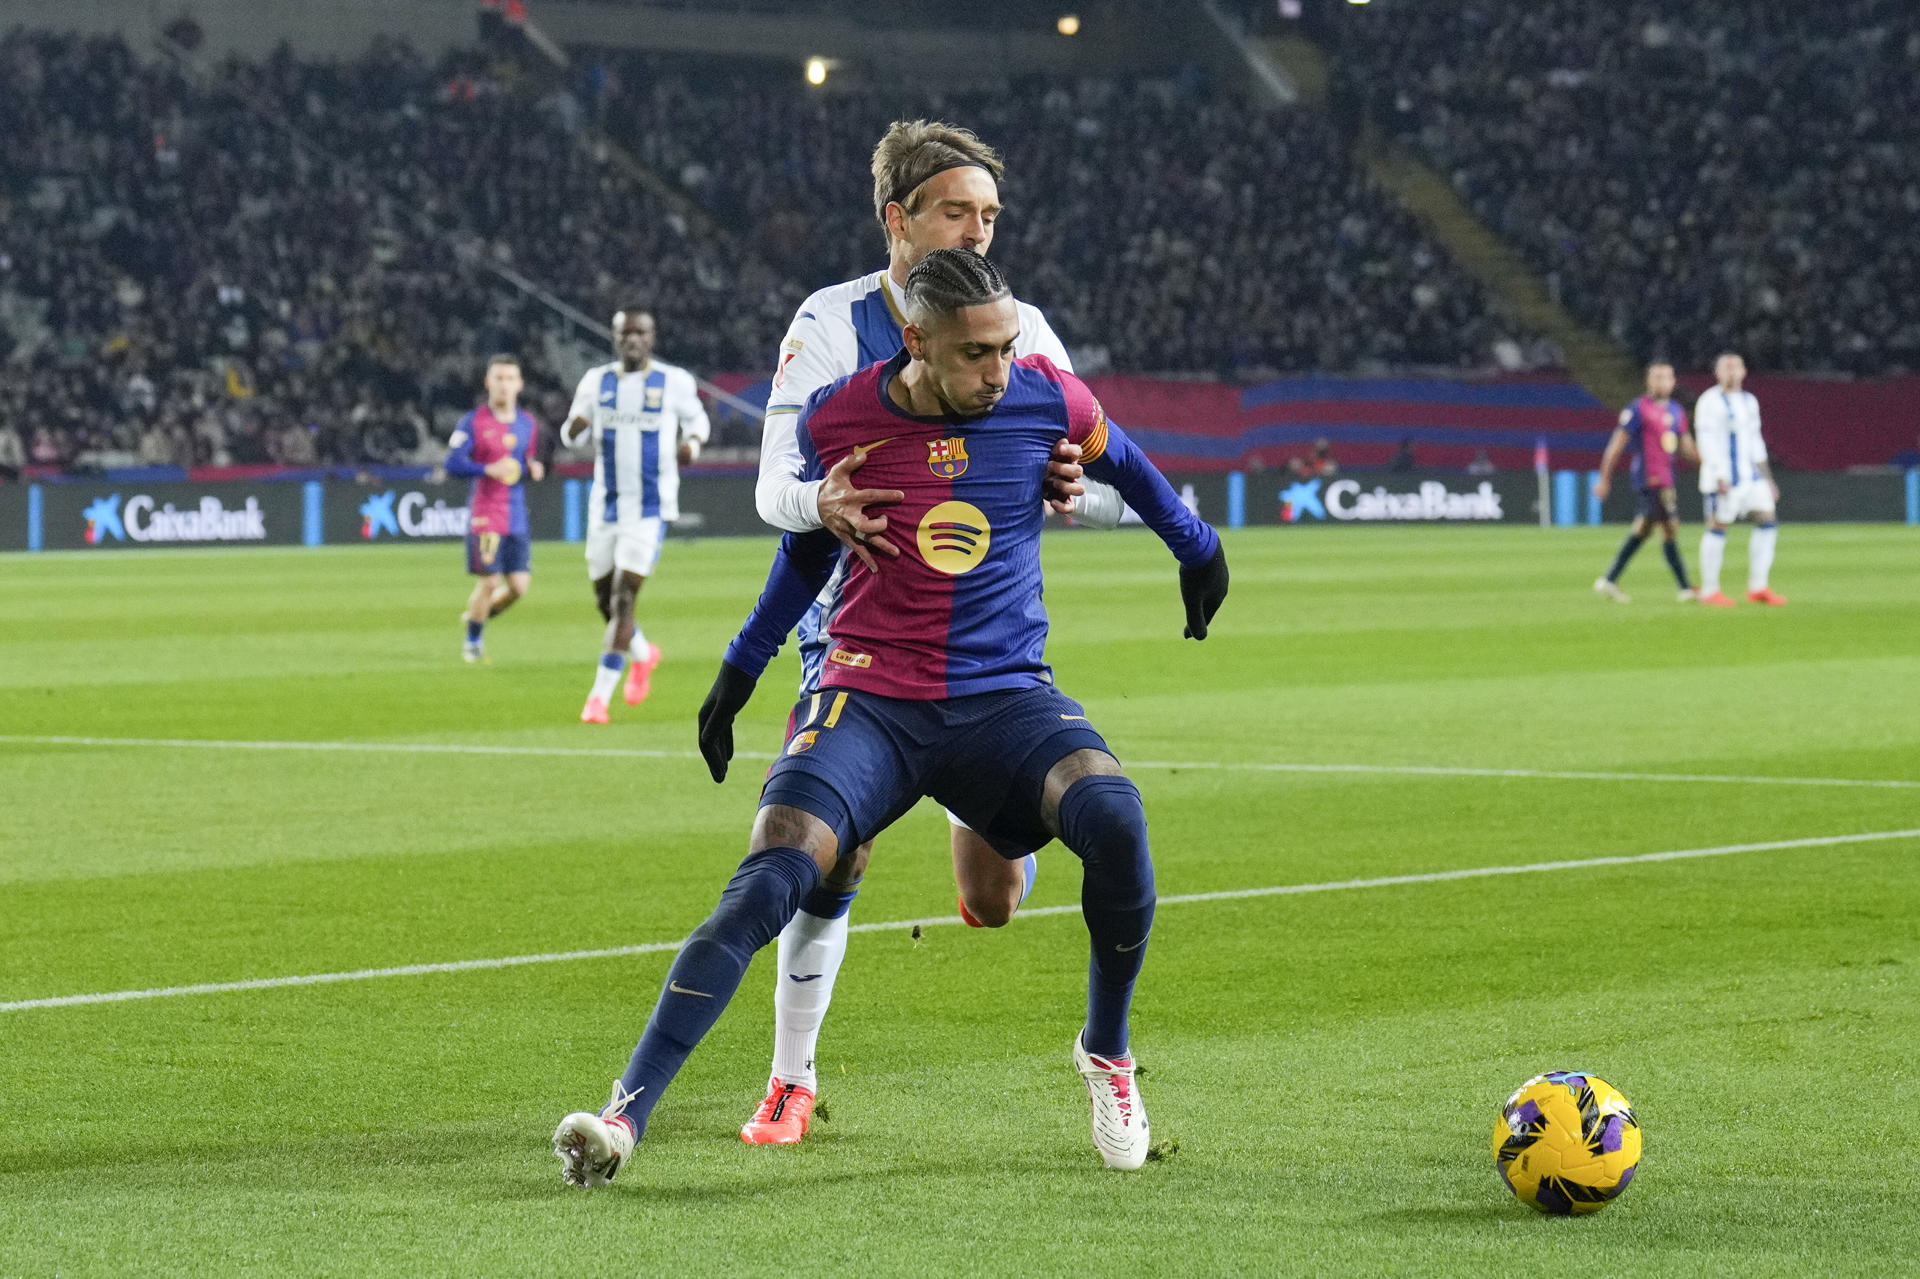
[
  {"left": 696, "top": 121, "right": 1131, "bottom": 1144},
  {"left": 1694, "top": 352, "right": 1786, "bottom": 607},
  {"left": 561, "top": 308, "right": 712, "bottom": 722}
]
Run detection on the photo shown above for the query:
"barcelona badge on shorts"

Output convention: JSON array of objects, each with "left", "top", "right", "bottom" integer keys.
[{"left": 927, "top": 436, "right": 969, "bottom": 479}]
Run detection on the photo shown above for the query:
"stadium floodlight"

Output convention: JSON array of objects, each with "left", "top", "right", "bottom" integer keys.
[
  {"left": 805, "top": 57, "right": 829, "bottom": 86},
  {"left": 1057, "top": 14, "right": 1081, "bottom": 35}
]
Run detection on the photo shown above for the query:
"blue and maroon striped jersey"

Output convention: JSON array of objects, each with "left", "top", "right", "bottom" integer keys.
[
  {"left": 1619, "top": 396, "right": 1689, "bottom": 490},
  {"left": 793, "top": 350, "right": 1215, "bottom": 700},
  {"left": 445, "top": 405, "right": 538, "bottom": 535}
]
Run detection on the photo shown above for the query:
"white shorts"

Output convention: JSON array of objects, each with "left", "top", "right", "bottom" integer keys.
[
  {"left": 1703, "top": 481, "right": 1775, "bottom": 526},
  {"left": 586, "top": 516, "right": 663, "bottom": 579}
]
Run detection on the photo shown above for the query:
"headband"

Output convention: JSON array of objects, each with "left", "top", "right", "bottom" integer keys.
[{"left": 888, "top": 160, "right": 992, "bottom": 213}]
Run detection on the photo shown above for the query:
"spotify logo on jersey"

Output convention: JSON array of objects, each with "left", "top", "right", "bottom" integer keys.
[{"left": 917, "top": 500, "right": 991, "bottom": 574}]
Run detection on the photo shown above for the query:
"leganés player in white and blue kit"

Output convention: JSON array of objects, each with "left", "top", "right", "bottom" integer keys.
[
  {"left": 561, "top": 307, "right": 711, "bottom": 722},
  {"left": 1694, "top": 352, "right": 1785, "bottom": 607}
]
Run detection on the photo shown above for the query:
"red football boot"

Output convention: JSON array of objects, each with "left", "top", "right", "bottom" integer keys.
[
  {"left": 624, "top": 644, "right": 662, "bottom": 705},
  {"left": 1700, "top": 591, "right": 1737, "bottom": 608},
  {"left": 1746, "top": 587, "right": 1787, "bottom": 606},
  {"left": 741, "top": 1076, "right": 815, "bottom": 1145}
]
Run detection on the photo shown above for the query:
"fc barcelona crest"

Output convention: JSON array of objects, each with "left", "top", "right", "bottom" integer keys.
[{"left": 927, "top": 436, "right": 969, "bottom": 479}]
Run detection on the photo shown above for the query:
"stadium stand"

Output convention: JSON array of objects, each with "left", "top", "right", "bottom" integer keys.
[
  {"left": 585, "top": 52, "right": 1554, "bottom": 378},
  {"left": 1, "top": 29, "right": 1547, "bottom": 471},
  {"left": 1334, "top": 0, "right": 1920, "bottom": 375}
]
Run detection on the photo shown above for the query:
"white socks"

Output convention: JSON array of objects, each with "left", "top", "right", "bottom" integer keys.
[
  {"left": 1749, "top": 523, "right": 1777, "bottom": 592},
  {"left": 628, "top": 622, "right": 650, "bottom": 660},
  {"left": 1700, "top": 528, "right": 1726, "bottom": 596},
  {"left": 588, "top": 654, "right": 622, "bottom": 704},
  {"left": 770, "top": 906, "right": 851, "bottom": 1089},
  {"left": 1700, "top": 524, "right": 1776, "bottom": 596}
]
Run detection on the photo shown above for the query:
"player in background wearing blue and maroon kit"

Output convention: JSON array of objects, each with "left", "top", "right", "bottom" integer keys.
[
  {"left": 446, "top": 354, "right": 544, "bottom": 661},
  {"left": 553, "top": 249, "right": 1229, "bottom": 1184},
  {"left": 1592, "top": 361, "right": 1699, "bottom": 603}
]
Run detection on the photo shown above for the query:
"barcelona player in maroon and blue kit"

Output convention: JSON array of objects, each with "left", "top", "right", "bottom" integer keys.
[
  {"left": 445, "top": 354, "right": 544, "bottom": 660},
  {"left": 553, "top": 250, "right": 1228, "bottom": 1182},
  {"left": 1592, "top": 360, "right": 1699, "bottom": 603}
]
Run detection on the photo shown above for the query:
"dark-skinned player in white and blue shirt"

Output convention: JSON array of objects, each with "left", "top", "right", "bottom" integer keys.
[{"left": 553, "top": 249, "right": 1228, "bottom": 1181}]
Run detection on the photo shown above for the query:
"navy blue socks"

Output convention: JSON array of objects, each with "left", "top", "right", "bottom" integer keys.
[
  {"left": 1057, "top": 775, "right": 1156, "bottom": 1059},
  {"left": 1662, "top": 538, "right": 1690, "bottom": 588},
  {"left": 1605, "top": 532, "right": 1646, "bottom": 582},
  {"left": 614, "top": 845, "right": 821, "bottom": 1135}
]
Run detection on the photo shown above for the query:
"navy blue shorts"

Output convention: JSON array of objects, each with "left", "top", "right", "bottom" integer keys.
[
  {"left": 1635, "top": 486, "right": 1678, "bottom": 522},
  {"left": 467, "top": 531, "right": 531, "bottom": 576},
  {"left": 762, "top": 684, "right": 1114, "bottom": 857}
]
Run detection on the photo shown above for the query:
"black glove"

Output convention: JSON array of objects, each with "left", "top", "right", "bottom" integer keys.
[
  {"left": 696, "top": 659, "right": 759, "bottom": 782},
  {"left": 1179, "top": 543, "right": 1228, "bottom": 640}
]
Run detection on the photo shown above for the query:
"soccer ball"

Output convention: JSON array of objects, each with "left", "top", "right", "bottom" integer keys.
[{"left": 1492, "top": 1071, "right": 1641, "bottom": 1215}]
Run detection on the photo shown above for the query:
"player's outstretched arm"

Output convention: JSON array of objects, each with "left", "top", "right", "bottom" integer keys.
[
  {"left": 1082, "top": 420, "right": 1227, "bottom": 638},
  {"left": 698, "top": 529, "right": 841, "bottom": 782}
]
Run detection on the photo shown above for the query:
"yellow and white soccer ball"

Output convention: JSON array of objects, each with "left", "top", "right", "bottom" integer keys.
[{"left": 1493, "top": 1071, "right": 1641, "bottom": 1215}]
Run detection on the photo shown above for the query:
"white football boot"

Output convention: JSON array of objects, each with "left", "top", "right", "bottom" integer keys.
[
  {"left": 1592, "top": 577, "right": 1630, "bottom": 603},
  {"left": 553, "top": 1081, "right": 641, "bottom": 1187},
  {"left": 1073, "top": 1034, "right": 1151, "bottom": 1171}
]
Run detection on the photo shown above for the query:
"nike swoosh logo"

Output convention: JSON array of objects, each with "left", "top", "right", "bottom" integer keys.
[
  {"left": 1115, "top": 936, "right": 1150, "bottom": 953},
  {"left": 668, "top": 981, "right": 713, "bottom": 998},
  {"left": 788, "top": 973, "right": 824, "bottom": 983}
]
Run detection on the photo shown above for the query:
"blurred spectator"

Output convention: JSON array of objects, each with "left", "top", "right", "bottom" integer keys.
[
  {"left": 1389, "top": 436, "right": 1416, "bottom": 472},
  {"left": 1467, "top": 448, "right": 1496, "bottom": 476},
  {"left": 1288, "top": 437, "right": 1340, "bottom": 479},
  {"left": 0, "top": 424, "right": 22, "bottom": 480}
]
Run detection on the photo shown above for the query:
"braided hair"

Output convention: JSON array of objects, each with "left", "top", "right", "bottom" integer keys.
[{"left": 903, "top": 248, "right": 1011, "bottom": 329}]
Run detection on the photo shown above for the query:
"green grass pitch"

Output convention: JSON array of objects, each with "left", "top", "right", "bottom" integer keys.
[{"left": 2, "top": 524, "right": 1916, "bottom": 1277}]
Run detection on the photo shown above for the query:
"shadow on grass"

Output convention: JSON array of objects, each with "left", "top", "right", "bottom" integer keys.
[{"left": 1366, "top": 1201, "right": 1536, "bottom": 1227}]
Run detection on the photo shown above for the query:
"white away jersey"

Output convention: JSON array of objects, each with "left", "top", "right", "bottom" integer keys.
[
  {"left": 755, "top": 267, "right": 1077, "bottom": 531},
  {"left": 568, "top": 360, "right": 710, "bottom": 523},
  {"left": 1693, "top": 387, "right": 1766, "bottom": 493}
]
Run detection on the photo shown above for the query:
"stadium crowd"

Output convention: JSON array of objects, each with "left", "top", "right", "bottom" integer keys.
[
  {"left": 2, "top": 30, "right": 1548, "bottom": 472},
  {"left": 0, "top": 33, "right": 794, "bottom": 471},
  {"left": 592, "top": 56, "right": 1553, "bottom": 377},
  {"left": 1335, "top": 0, "right": 1920, "bottom": 374}
]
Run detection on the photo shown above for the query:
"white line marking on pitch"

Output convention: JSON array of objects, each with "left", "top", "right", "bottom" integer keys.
[
  {"left": 3, "top": 734, "right": 1916, "bottom": 791},
  {"left": 4, "top": 827, "right": 1913, "bottom": 1014}
]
